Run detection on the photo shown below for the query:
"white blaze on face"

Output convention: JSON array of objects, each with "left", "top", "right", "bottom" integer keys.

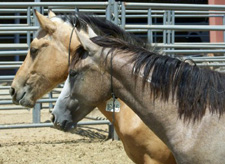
[{"left": 52, "top": 76, "right": 73, "bottom": 125}]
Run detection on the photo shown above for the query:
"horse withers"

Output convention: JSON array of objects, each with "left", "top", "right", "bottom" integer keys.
[
  {"left": 56, "top": 26, "right": 225, "bottom": 164},
  {"left": 10, "top": 11, "right": 175, "bottom": 164}
]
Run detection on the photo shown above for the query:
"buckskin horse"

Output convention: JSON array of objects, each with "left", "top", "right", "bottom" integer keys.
[
  {"left": 10, "top": 11, "right": 176, "bottom": 164},
  {"left": 52, "top": 25, "right": 225, "bottom": 164}
]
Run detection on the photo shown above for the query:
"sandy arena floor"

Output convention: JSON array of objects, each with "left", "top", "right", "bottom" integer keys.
[{"left": 0, "top": 108, "right": 133, "bottom": 164}]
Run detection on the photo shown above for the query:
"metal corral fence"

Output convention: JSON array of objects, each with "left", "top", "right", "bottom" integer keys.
[{"left": 1, "top": 1, "right": 225, "bottom": 136}]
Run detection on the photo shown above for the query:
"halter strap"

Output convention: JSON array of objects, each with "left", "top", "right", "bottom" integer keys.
[
  {"left": 110, "top": 51, "right": 117, "bottom": 140},
  {"left": 68, "top": 15, "right": 78, "bottom": 66}
]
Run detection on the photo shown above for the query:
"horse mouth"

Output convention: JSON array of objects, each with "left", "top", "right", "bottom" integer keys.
[
  {"left": 51, "top": 114, "right": 76, "bottom": 132},
  {"left": 12, "top": 92, "right": 26, "bottom": 105},
  {"left": 62, "top": 120, "right": 76, "bottom": 132},
  {"left": 15, "top": 92, "right": 34, "bottom": 108},
  {"left": 54, "top": 120, "right": 76, "bottom": 132},
  {"left": 18, "top": 92, "right": 26, "bottom": 105}
]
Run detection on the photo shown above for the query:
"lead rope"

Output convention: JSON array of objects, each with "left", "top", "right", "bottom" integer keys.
[{"left": 110, "top": 52, "right": 116, "bottom": 140}]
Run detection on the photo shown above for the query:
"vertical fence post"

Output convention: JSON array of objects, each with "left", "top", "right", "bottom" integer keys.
[
  {"left": 108, "top": 123, "right": 119, "bottom": 140},
  {"left": 27, "top": 6, "right": 31, "bottom": 47},
  {"left": 167, "top": 10, "right": 171, "bottom": 46},
  {"left": 113, "top": 1, "right": 118, "bottom": 25},
  {"left": 33, "top": 103, "right": 41, "bottom": 123},
  {"left": 33, "top": 0, "right": 41, "bottom": 37},
  {"left": 163, "top": 10, "right": 167, "bottom": 46},
  {"left": 171, "top": 10, "right": 175, "bottom": 57},
  {"left": 121, "top": 2, "right": 126, "bottom": 29},
  {"left": 106, "top": 0, "right": 113, "bottom": 21},
  {"left": 147, "top": 8, "right": 153, "bottom": 44},
  {"left": 48, "top": 92, "right": 53, "bottom": 109},
  {"left": 14, "top": 12, "right": 20, "bottom": 74}
]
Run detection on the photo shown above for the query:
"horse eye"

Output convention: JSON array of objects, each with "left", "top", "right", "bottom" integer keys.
[
  {"left": 69, "top": 70, "right": 77, "bottom": 77},
  {"left": 30, "top": 47, "right": 38, "bottom": 56}
]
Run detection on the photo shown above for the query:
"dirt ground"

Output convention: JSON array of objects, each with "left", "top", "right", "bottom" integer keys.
[{"left": 0, "top": 108, "right": 133, "bottom": 164}]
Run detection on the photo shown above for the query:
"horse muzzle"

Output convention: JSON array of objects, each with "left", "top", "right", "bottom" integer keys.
[
  {"left": 50, "top": 113, "right": 75, "bottom": 132},
  {"left": 9, "top": 86, "right": 35, "bottom": 108}
]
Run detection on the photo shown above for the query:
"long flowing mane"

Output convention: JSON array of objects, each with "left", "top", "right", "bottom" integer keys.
[{"left": 90, "top": 36, "right": 225, "bottom": 122}]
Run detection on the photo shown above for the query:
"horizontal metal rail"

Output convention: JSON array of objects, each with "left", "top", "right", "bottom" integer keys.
[
  {"left": 0, "top": 86, "right": 11, "bottom": 89},
  {"left": 0, "top": 2, "right": 108, "bottom": 8},
  {"left": 0, "top": 26, "right": 38, "bottom": 31},
  {"left": 124, "top": 10, "right": 225, "bottom": 14},
  {"left": 187, "top": 59, "right": 225, "bottom": 62},
  {"left": 0, "top": 65, "right": 21, "bottom": 69},
  {"left": 0, "top": 61, "right": 23, "bottom": 65},
  {"left": 125, "top": 25, "right": 225, "bottom": 31},
  {"left": 0, "top": 16, "right": 28, "bottom": 19},
  {"left": 0, "top": 106, "right": 29, "bottom": 110},
  {"left": 49, "top": 8, "right": 106, "bottom": 13},
  {"left": 164, "top": 49, "right": 225, "bottom": 54},
  {"left": 0, "top": 44, "right": 28, "bottom": 50},
  {"left": 0, "top": 120, "right": 110, "bottom": 130},
  {"left": 125, "top": 3, "right": 225, "bottom": 11},
  {"left": 183, "top": 56, "right": 225, "bottom": 60},
  {"left": 0, "top": 31, "right": 27, "bottom": 34},
  {"left": 0, "top": 9, "right": 27, "bottom": 12},
  {"left": 0, "top": 24, "right": 29, "bottom": 27},
  {"left": 122, "top": 14, "right": 225, "bottom": 18},
  {"left": 192, "top": 56, "right": 225, "bottom": 59},
  {"left": 0, "top": 51, "right": 27, "bottom": 56},
  {"left": 0, "top": 98, "right": 58, "bottom": 105},
  {"left": 151, "top": 43, "right": 225, "bottom": 49},
  {"left": 2, "top": 8, "right": 225, "bottom": 14},
  {"left": 0, "top": 76, "right": 15, "bottom": 80},
  {"left": 197, "top": 63, "right": 225, "bottom": 67}
]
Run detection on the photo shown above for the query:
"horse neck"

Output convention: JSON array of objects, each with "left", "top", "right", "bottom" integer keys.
[{"left": 109, "top": 52, "right": 182, "bottom": 147}]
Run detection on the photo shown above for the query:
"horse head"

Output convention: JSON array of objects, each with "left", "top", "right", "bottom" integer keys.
[
  {"left": 51, "top": 26, "right": 112, "bottom": 131},
  {"left": 10, "top": 11, "right": 79, "bottom": 107}
]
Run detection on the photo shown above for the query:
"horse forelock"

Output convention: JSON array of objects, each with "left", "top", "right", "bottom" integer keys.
[{"left": 91, "top": 36, "right": 225, "bottom": 122}]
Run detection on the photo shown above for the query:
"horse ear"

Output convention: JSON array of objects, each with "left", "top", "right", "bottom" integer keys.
[
  {"left": 35, "top": 10, "right": 56, "bottom": 34},
  {"left": 48, "top": 9, "right": 56, "bottom": 19},
  {"left": 87, "top": 25, "right": 97, "bottom": 38},
  {"left": 75, "top": 28, "right": 99, "bottom": 53}
]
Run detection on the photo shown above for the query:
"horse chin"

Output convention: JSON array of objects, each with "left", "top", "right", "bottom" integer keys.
[
  {"left": 53, "top": 120, "right": 76, "bottom": 132},
  {"left": 11, "top": 91, "right": 35, "bottom": 108},
  {"left": 19, "top": 97, "right": 35, "bottom": 108},
  {"left": 16, "top": 92, "right": 35, "bottom": 108},
  {"left": 51, "top": 111, "right": 75, "bottom": 132}
]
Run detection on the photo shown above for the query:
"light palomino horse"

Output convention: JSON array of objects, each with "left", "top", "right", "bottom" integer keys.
[
  {"left": 10, "top": 11, "right": 175, "bottom": 164},
  {"left": 53, "top": 26, "right": 225, "bottom": 164}
]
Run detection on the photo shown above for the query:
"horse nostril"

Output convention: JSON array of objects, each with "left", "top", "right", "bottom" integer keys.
[
  {"left": 50, "top": 114, "right": 55, "bottom": 123},
  {"left": 9, "top": 87, "right": 15, "bottom": 96}
]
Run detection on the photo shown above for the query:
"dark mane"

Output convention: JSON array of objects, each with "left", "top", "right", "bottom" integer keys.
[
  {"left": 90, "top": 36, "right": 225, "bottom": 122},
  {"left": 59, "top": 12, "right": 145, "bottom": 47}
]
